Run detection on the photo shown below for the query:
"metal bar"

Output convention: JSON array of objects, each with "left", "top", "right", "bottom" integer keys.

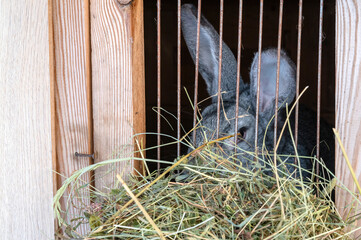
[
  {"left": 192, "top": 0, "right": 202, "bottom": 146},
  {"left": 216, "top": 0, "right": 225, "bottom": 138},
  {"left": 316, "top": 0, "right": 324, "bottom": 173},
  {"left": 255, "top": 0, "right": 264, "bottom": 154},
  {"left": 295, "top": 0, "right": 303, "bottom": 164},
  {"left": 273, "top": 1, "right": 285, "bottom": 219},
  {"left": 274, "top": 0, "right": 284, "bottom": 157},
  {"left": 177, "top": 0, "right": 181, "bottom": 157},
  {"left": 234, "top": 0, "right": 243, "bottom": 150},
  {"left": 157, "top": 0, "right": 161, "bottom": 172}
]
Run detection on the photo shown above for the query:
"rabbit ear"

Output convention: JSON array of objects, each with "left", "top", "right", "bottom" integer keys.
[
  {"left": 249, "top": 49, "right": 296, "bottom": 115},
  {"left": 181, "top": 4, "right": 242, "bottom": 98}
]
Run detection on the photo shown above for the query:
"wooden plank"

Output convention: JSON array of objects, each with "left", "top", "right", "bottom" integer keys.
[
  {"left": 49, "top": 0, "right": 58, "bottom": 200},
  {"left": 0, "top": 1, "right": 55, "bottom": 238},
  {"left": 48, "top": 0, "right": 59, "bottom": 233},
  {"left": 91, "top": 0, "right": 141, "bottom": 189},
  {"left": 52, "top": 0, "right": 91, "bottom": 234},
  {"left": 131, "top": 0, "right": 146, "bottom": 175},
  {"left": 335, "top": 1, "right": 361, "bottom": 236}
]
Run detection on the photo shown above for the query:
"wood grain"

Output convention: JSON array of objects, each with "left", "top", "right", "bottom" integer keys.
[
  {"left": 52, "top": 0, "right": 91, "bottom": 234},
  {"left": 131, "top": 0, "right": 146, "bottom": 175},
  {"left": 335, "top": 1, "right": 361, "bottom": 236},
  {"left": 48, "top": 0, "right": 60, "bottom": 232},
  {"left": 0, "top": 1, "right": 54, "bottom": 238},
  {"left": 91, "top": 0, "right": 136, "bottom": 189},
  {"left": 49, "top": 0, "right": 58, "bottom": 200}
]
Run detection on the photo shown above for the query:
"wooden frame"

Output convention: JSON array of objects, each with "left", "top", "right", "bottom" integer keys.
[
  {"left": 335, "top": 0, "right": 361, "bottom": 236},
  {"left": 51, "top": 0, "right": 145, "bottom": 235},
  {"left": 2, "top": 0, "right": 361, "bottom": 237}
]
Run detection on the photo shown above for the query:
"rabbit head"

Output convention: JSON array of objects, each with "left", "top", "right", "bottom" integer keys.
[{"left": 182, "top": 4, "right": 301, "bottom": 174}]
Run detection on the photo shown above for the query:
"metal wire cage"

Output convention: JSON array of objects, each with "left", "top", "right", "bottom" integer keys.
[{"left": 144, "top": 0, "right": 335, "bottom": 175}]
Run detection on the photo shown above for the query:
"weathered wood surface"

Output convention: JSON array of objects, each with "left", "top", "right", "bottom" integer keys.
[
  {"left": 0, "top": 1, "right": 54, "bottom": 239},
  {"left": 51, "top": 0, "right": 145, "bottom": 234},
  {"left": 91, "top": 0, "right": 145, "bottom": 189},
  {"left": 335, "top": 0, "right": 361, "bottom": 236},
  {"left": 52, "top": 0, "right": 91, "bottom": 235}
]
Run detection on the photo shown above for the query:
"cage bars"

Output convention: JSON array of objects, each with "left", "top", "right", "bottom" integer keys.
[
  {"left": 177, "top": 0, "right": 182, "bottom": 157},
  {"left": 234, "top": 0, "right": 243, "bottom": 149},
  {"left": 316, "top": 0, "right": 324, "bottom": 177},
  {"left": 255, "top": 0, "right": 264, "bottom": 155},
  {"left": 215, "top": 0, "right": 225, "bottom": 139},
  {"left": 274, "top": 0, "right": 284, "bottom": 162},
  {"left": 295, "top": 0, "right": 303, "bottom": 163},
  {"left": 157, "top": 0, "right": 161, "bottom": 173},
  {"left": 155, "top": 0, "right": 324, "bottom": 177},
  {"left": 191, "top": 0, "right": 202, "bottom": 146}
]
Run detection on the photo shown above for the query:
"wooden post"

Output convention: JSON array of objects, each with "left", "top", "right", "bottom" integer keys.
[
  {"left": 91, "top": 0, "right": 145, "bottom": 189},
  {"left": 0, "top": 1, "right": 55, "bottom": 238},
  {"left": 51, "top": 0, "right": 145, "bottom": 232},
  {"left": 131, "top": 0, "right": 146, "bottom": 176},
  {"left": 335, "top": 0, "right": 361, "bottom": 236},
  {"left": 51, "top": 0, "right": 92, "bottom": 234}
]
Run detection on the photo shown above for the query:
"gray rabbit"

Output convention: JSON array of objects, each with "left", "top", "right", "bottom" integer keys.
[{"left": 181, "top": 4, "right": 334, "bottom": 180}]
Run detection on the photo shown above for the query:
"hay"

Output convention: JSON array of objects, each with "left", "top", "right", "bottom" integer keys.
[{"left": 54, "top": 133, "right": 361, "bottom": 239}]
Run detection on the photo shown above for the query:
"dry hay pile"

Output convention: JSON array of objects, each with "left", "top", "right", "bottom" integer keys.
[{"left": 54, "top": 135, "right": 360, "bottom": 239}]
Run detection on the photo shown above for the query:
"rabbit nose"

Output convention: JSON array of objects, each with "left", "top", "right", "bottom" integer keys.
[
  {"left": 226, "top": 128, "right": 247, "bottom": 146},
  {"left": 237, "top": 127, "right": 247, "bottom": 143}
]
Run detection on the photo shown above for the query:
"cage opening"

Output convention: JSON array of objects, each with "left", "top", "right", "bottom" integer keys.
[{"left": 144, "top": 0, "right": 335, "bottom": 175}]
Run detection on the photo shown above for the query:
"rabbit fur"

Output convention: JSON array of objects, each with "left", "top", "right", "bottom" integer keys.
[{"left": 181, "top": 4, "right": 334, "bottom": 180}]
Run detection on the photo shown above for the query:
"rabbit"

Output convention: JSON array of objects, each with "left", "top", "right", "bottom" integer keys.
[{"left": 181, "top": 4, "right": 334, "bottom": 180}]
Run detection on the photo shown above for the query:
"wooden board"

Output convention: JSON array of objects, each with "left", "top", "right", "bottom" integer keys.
[
  {"left": 0, "top": 1, "right": 55, "bottom": 238},
  {"left": 52, "top": 0, "right": 92, "bottom": 235},
  {"left": 335, "top": 0, "right": 361, "bottom": 236},
  {"left": 131, "top": 0, "right": 146, "bottom": 175},
  {"left": 51, "top": 0, "right": 145, "bottom": 234},
  {"left": 91, "top": 0, "right": 138, "bottom": 189}
]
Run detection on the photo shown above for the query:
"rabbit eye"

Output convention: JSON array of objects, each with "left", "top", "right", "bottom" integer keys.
[{"left": 237, "top": 127, "right": 247, "bottom": 143}]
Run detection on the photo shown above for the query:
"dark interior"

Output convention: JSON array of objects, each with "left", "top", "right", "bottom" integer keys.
[{"left": 144, "top": 0, "right": 335, "bottom": 171}]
